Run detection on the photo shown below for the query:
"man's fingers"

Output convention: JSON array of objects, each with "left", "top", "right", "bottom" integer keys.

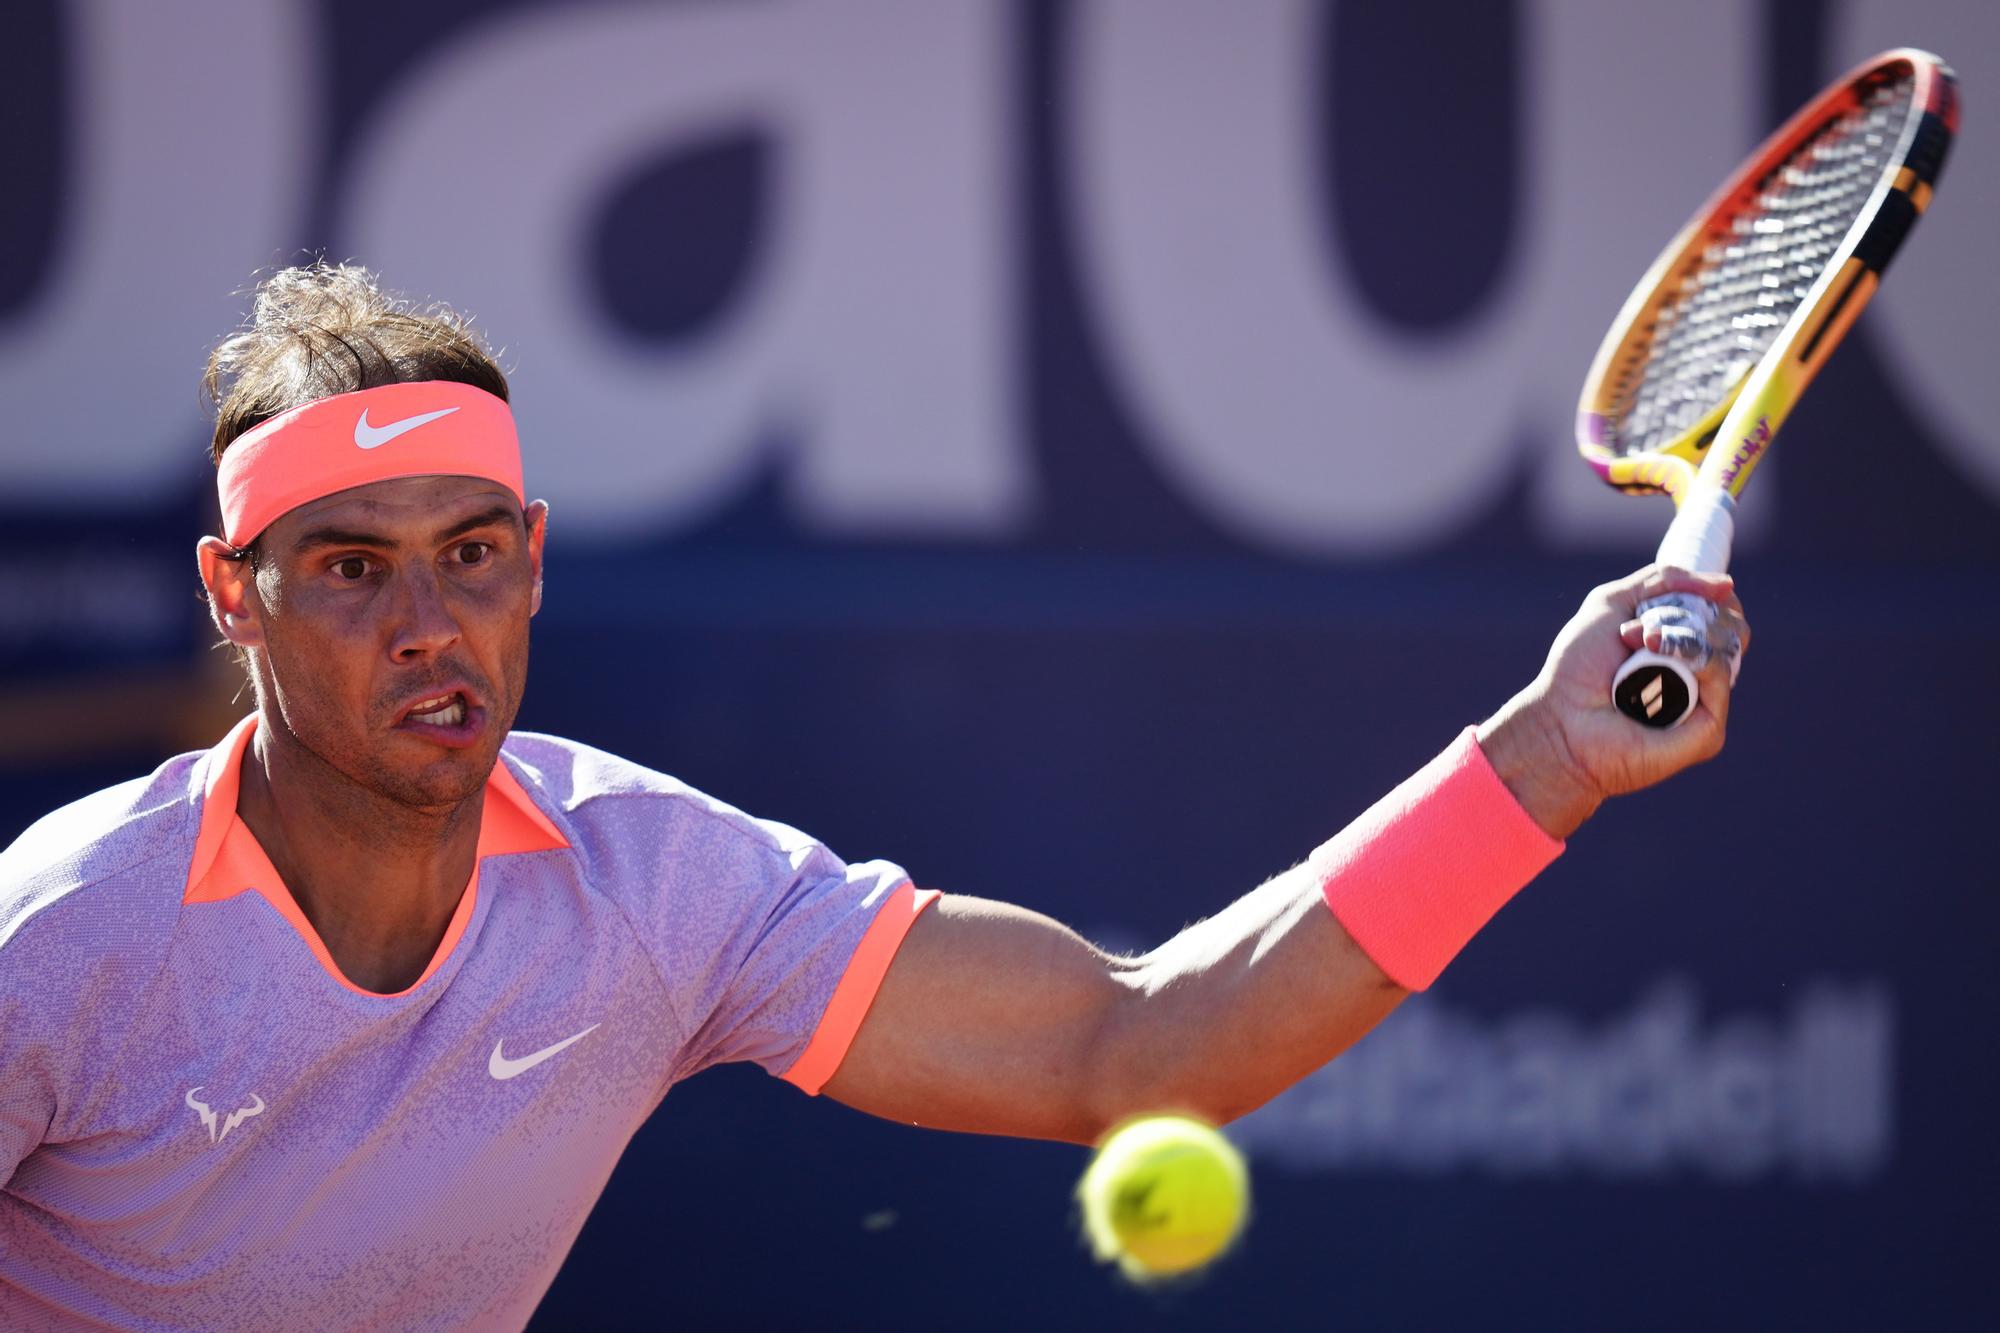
[
  {"left": 1598, "top": 565, "right": 1750, "bottom": 667},
  {"left": 1718, "top": 597, "right": 1751, "bottom": 659},
  {"left": 1593, "top": 566, "right": 1752, "bottom": 737},
  {"left": 1649, "top": 621, "right": 1709, "bottom": 663},
  {"left": 1585, "top": 565, "right": 1753, "bottom": 725},
  {"left": 1690, "top": 628, "right": 1737, "bottom": 731},
  {"left": 1712, "top": 606, "right": 1749, "bottom": 670},
  {"left": 1599, "top": 563, "right": 1736, "bottom": 617},
  {"left": 1633, "top": 599, "right": 1748, "bottom": 667}
]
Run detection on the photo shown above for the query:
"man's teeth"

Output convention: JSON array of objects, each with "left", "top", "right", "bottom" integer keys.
[{"left": 407, "top": 696, "right": 466, "bottom": 727}]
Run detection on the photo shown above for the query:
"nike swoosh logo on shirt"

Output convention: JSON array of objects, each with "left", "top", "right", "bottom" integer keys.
[
  {"left": 354, "top": 405, "right": 460, "bottom": 449},
  {"left": 488, "top": 1024, "right": 600, "bottom": 1080}
]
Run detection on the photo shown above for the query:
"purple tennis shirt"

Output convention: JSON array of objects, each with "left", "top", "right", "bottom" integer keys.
[{"left": 0, "top": 716, "right": 934, "bottom": 1330}]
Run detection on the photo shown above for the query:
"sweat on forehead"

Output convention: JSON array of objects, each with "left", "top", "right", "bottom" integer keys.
[{"left": 216, "top": 382, "right": 524, "bottom": 549}]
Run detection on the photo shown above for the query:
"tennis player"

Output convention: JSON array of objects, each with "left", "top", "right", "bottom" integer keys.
[{"left": 0, "top": 264, "right": 1745, "bottom": 1329}]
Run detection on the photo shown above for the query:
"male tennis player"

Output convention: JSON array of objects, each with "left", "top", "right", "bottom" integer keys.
[{"left": 0, "top": 264, "right": 1744, "bottom": 1329}]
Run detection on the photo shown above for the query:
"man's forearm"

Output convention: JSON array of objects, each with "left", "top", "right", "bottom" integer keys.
[{"left": 1084, "top": 719, "right": 1567, "bottom": 1133}]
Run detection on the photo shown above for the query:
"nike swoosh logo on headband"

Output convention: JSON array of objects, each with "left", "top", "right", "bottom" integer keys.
[{"left": 354, "top": 405, "right": 461, "bottom": 449}]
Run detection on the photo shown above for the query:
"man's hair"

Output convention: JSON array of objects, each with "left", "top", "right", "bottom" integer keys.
[{"left": 204, "top": 261, "right": 509, "bottom": 463}]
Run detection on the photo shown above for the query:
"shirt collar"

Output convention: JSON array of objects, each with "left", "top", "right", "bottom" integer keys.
[{"left": 184, "top": 713, "right": 568, "bottom": 904}]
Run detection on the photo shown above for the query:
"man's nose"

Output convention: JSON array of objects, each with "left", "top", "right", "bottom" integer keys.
[{"left": 388, "top": 566, "right": 461, "bottom": 661}]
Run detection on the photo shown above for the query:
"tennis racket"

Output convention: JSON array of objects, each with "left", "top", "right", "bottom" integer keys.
[{"left": 1577, "top": 48, "right": 1958, "bottom": 727}]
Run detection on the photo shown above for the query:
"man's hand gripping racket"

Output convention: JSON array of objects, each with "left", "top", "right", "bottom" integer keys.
[{"left": 1577, "top": 49, "right": 1958, "bottom": 727}]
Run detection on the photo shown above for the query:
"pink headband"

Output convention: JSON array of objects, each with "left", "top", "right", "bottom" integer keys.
[{"left": 216, "top": 382, "right": 523, "bottom": 547}]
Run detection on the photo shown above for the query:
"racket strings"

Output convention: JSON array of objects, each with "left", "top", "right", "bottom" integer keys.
[{"left": 1609, "top": 73, "right": 1916, "bottom": 455}]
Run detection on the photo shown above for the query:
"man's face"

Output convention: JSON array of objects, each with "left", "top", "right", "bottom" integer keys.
[{"left": 228, "top": 476, "right": 546, "bottom": 810}]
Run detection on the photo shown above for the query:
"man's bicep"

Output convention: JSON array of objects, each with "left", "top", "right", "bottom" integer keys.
[{"left": 819, "top": 894, "right": 1130, "bottom": 1145}]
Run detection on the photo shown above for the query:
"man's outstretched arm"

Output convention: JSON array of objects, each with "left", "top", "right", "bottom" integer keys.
[{"left": 821, "top": 566, "right": 1747, "bottom": 1144}]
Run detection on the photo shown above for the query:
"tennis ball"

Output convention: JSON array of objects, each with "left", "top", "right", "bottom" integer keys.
[{"left": 1077, "top": 1114, "right": 1249, "bottom": 1281}]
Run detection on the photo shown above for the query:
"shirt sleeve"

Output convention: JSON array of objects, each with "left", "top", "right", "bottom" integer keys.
[
  {"left": 630, "top": 798, "right": 935, "bottom": 1091},
  {"left": 0, "top": 778, "right": 189, "bottom": 1189}
]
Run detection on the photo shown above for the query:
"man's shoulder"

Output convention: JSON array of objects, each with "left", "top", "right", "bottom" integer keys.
[
  {"left": 499, "top": 730, "right": 695, "bottom": 808},
  {"left": 498, "top": 731, "right": 823, "bottom": 878},
  {"left": 0, "top": 751, "right": 200, "bottom": 973}
]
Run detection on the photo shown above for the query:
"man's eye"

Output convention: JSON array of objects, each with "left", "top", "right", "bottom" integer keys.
[
  {"left": 454, "top": 542, "right": 492, "bottom": 566},
  {"left": 334, "top": 557, "right": 370, "bottom": 581}
]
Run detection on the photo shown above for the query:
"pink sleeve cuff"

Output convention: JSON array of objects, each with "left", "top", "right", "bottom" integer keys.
[
  {"left": 781, "top": 882, "right": 941, "bottom": 1095},
  {"left": 1315, "top": 727, "right": 1563, "bottom": 991}
]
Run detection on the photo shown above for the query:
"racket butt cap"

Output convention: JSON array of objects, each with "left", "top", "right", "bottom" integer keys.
[{"left": 1612, "top": 654, "right": 1696, "bottom": 728}]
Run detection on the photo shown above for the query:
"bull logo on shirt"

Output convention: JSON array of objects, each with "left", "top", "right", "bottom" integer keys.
[{"left": 185, "top": 1087, "right": 266, "bottom": 1144}]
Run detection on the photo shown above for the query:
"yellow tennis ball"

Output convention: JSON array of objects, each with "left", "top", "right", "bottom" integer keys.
[{"left": 1077, "top": 1114, "right": 1249, "bottom": 1281}]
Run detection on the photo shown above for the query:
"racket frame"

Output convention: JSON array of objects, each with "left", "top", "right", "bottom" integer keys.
[
  {"left": 1577, "top": 48, "right": 1956, "bottom": 505},
  {"left": 1573, "top": 48, "right": 1957, "bottom": 727}
]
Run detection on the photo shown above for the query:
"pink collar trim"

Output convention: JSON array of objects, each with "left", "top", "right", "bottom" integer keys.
[{"left": 183, "top": 715, "right": 568, "bottom": 997}]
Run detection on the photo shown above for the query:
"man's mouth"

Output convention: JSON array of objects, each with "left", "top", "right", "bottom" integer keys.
[
  {"left": 390, "top": 681, "right": 489, "bottom": 748},
  {"left": 404, "top": 692, "right": 467, "bottom": 728}
]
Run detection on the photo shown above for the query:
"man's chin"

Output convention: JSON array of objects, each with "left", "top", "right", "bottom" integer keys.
[{"left": 371, "top": 735, "right": 505, "bottom": 811}]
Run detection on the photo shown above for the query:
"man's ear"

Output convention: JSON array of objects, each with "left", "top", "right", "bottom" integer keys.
[
  {"left": 196, "top": 536, "right": 266, "bottom": 649},
  {"left": 524, "top": 500, "right": 549, "bottom": 617}
]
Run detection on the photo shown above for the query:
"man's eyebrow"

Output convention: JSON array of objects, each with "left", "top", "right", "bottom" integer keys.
[
  {"left": 288, "top": 505, "right": 520, "bottom": 554},
  {"left": 435, "top": 504, "right": 523, "bottom": 542},
  {"left": 290, "top": 525, "right": 394, "bottom": 554}
]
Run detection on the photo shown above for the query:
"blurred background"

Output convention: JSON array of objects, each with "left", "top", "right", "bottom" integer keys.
[{"left": 3, "top": 1, "right": 1996, "bottom": 1327}]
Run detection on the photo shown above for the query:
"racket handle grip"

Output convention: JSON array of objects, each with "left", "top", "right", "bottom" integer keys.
[{"left": 1614, "top": 486, "right": 1737, "bottom": 728}]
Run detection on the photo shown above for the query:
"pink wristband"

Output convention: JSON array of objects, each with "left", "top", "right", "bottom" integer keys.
[{"left": 1314, "top": 727, "right": 1563, "bottom": 991}]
